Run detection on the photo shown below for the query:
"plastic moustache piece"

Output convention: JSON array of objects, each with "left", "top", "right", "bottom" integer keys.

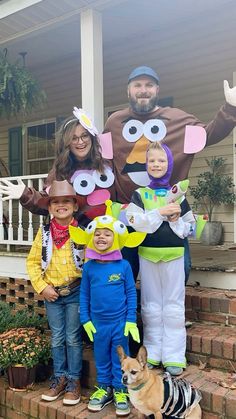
[{"left": 166, "top": 179, "right": 189, "bottom": 204}]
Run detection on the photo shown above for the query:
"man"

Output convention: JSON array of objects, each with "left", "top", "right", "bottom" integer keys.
[{"left": 104, "top": 66, "right": 236, "bottom": 281}]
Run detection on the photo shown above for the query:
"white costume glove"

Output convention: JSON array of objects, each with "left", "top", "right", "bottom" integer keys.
[
  {"left": 224, "top": 80, "right": 236, "bottom": 106},
  {"left": 0, "top": 179, "right": 25, "bottom": 201}
]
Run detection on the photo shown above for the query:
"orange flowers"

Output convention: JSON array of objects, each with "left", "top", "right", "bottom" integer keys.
[{"left": 0, "top": 327, "right": 51, "bottom": 369}]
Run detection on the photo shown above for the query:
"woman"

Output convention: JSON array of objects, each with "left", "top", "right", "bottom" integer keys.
[{"left": 0, "top": 108, "right": 115, "bottom": 225}]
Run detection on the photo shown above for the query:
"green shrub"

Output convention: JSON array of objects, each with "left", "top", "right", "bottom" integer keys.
[{"left": 0, "top": 302, "right": 47, "bottom": 334}]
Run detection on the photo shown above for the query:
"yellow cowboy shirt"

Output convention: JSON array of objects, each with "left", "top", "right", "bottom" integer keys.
[{"left": 27, "top": 228, "right": 82, "bottom": 294}]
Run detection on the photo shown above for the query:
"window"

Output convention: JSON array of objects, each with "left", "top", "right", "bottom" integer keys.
[{"left": 25, "top": 120, "right": 55, "bottom": 175}]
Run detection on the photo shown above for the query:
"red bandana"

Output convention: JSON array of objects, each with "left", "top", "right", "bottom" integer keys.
[{"left": 50, "top": 218, "right": 78, "bottom": 249}]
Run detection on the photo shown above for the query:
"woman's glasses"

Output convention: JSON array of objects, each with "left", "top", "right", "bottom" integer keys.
[{"left": 71, "top": 133, "right": 91, "bottom": 143}]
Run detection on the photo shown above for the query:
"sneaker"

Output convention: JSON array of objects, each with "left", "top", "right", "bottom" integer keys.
[
  {"left": 166, "top": 366, "right": 183, "bottom": 376},
  {"left": 113, "top": 390, "right": 130, "bottom": 416},
  {"left": 41, "top": 376, "right": 67, "bottom": 401},
  {"left": 88, "top": 386, "right": 113, "bottom": 412},
  {"left": 63, "top": 378, "right": 81, "bottom": 405},
  {"left": 147, "top": 359, "right": 159, "bottom": 370}
]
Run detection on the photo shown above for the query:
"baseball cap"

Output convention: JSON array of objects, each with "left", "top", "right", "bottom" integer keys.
[{"left": 128, "top": 66, "right": 159, "bottom": 84}]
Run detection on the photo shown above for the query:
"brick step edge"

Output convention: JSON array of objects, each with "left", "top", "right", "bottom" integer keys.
[
  {"left": 187, "top": 323, "right": 236, "bottom": 366},
  {"left": 185, "top": 286, "right": 236, "bottom": 326},
  {"left": 1, "top": 365, "right": 236, "bottom": 419}
]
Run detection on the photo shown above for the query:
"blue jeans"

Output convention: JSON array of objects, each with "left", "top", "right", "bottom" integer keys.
[{"left": 45, "top": 285, "right": 83, "bottom": 380}]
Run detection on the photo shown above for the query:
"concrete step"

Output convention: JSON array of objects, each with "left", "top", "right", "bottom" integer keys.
[
  {"left": 186, "top": 322, "right": 236, "bottom": 371},
  {"left": 186, "top": 285, "right": 236, "bottom": 326},
  {"left": 1, "top": 365, "right": 236, "bottom": 418}
]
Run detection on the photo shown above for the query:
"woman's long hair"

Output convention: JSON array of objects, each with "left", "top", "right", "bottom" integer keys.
[{"left": 53, "top": 117, "right": 107, "bottom": 180}]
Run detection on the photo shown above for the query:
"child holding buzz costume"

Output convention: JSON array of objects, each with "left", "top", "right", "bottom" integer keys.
[
  {"left": 126, "top": 142, "right": 195, "bottom": 376},
  {"left": 69, "top": 201, "right": 145, "bottom": 416}
]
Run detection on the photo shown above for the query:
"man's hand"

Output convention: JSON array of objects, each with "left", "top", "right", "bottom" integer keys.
[
  {"left": 0, "top": 179, "right": 25, "bottom": 201},
  {"left": 41, "top": 285, "right": 59, "bottom": 302},
  {"left": 83, "top": 321, "right": 97, "bottom": 342},
  {"left": 224, "top": 80, "right": 236, "bottom": 106}
]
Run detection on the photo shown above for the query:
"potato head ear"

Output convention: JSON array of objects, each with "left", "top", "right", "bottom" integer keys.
[
  {"left": 69, "top": 225, "right": 88, "bottom": 245},
  {"left": 124, "top": 232, "right": 146, "bottom": 248}
]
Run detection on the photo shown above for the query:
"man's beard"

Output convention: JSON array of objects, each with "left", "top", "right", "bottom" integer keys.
[{"left": 129, "top": 95, "right": 158, "bottom": 114}]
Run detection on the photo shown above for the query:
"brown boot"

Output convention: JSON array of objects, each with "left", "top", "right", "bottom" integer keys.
[
  {"left": 41, "top": 376, "right": 67, "bottom": 401},
  {"left": 63, "top": 378, "right": 81, "bottom": 405}
]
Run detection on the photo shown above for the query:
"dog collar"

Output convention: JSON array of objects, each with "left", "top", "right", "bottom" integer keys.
[{"left": 130, "top": 381, "right": 147, "bottom": 391}]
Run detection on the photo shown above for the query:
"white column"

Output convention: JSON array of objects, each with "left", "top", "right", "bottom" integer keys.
[
  {"left": 233, "top": 72, "right": 236, "bottom": 243},
  {"left": 80, "top": 9, "right": 104, "bottom": 132}
]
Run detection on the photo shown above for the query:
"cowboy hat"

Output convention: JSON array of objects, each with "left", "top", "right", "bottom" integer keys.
[{"left": 38, "top": 180, "right": 81, "bottom": 209}]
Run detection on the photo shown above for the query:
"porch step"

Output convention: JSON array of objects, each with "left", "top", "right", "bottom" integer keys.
[
  {"left": 186, "top": 323, "right": 236, "bottom": 371},
  {"left": 186, "top": 285, "right": 236, "bottom": 326},
  {"left": 0, "top": 364, "right": 236, "bottom": 418}
]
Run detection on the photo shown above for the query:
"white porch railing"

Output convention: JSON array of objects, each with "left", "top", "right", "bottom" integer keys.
[{"left": 0, "top": 174, "right": 47, "bottom": 249}]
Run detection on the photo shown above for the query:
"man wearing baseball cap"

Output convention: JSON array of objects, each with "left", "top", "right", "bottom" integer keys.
[{"left": 104, "top": 65, "right": 236, "bottom": 282}]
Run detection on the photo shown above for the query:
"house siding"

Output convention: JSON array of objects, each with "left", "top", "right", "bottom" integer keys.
[{"left": 0, "top": 5, "right": 235, "bottom": 242}]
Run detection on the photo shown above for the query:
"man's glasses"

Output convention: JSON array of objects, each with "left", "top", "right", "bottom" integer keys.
[{"left": 71, "top": 133, "right": 91, "bottom": 143}]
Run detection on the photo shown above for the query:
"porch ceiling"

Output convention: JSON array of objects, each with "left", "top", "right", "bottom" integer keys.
[{"left": 0, "top": 0, "right": 233, "bottom": 68}]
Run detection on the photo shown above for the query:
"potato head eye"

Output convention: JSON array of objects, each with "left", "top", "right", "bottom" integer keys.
[
  {"left": 122, "top": 120, "right": 144, "bottom": 142},
  {"left": 113, "top": 220, "right": 127, "bottom": 235},
  {"left": 143, "top": 119, "right": 167, "bottom": 142},
  {"left": 85, "top": 220, "right": 97, "bottom": 234},
  {"left": 73, "top": 172, "right": 95, "bottom": 195},
  {"left": 93, "top": 167, "right": 115, "bottom": 188}
]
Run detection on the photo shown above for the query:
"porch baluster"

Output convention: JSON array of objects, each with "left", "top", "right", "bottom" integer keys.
[
  {"left": 18, "top": 201, "right": 23, "bottom": 242},
  {"left": 27, "top": 179, "right": 34, "bottom": 242}
]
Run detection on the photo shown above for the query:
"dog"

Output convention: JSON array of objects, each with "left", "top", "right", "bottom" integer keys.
[{"left": 117, "top": 345, "right": 202, "bottom": 419}]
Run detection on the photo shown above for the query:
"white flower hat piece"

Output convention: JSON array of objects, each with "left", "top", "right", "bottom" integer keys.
[{"left": 73, "top": 107, "right": 98, "bottom": 136}]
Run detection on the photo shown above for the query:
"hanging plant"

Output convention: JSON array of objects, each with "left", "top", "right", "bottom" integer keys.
[{"left": 0, "top": 49, "right": 46, "bottom": 119}]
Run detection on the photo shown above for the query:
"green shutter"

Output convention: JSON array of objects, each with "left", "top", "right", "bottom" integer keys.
[{"left": 8, "top": 127, "right": 22, "bottom": 176}]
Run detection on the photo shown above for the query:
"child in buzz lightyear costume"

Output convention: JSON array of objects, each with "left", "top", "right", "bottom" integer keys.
[
  {"left": 69, "top": 201, "right": 145, "bottom": 416},
  {"left": 126, "top": 141, "right": 195, "bottom": 377}
]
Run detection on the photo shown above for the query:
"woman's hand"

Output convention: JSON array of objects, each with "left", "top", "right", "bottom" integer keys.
[{"left": 0, "top": 179, "right": 25, "bottom": 201}]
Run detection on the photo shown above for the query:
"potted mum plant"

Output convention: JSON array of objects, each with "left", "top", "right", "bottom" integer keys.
[
  {"left": 189, "top": 157, "right": 236, "bottom": 245},
  {"left": 0, "top": 327, "right": 51, "bottom": 390}
]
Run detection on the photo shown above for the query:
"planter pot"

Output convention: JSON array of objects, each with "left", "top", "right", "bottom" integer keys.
[
  {"left": 7, "top": 365, "right": 36, "bottom": 391},
  {"left": 200, "top": 221, "right": 223, "bottom": 246}
]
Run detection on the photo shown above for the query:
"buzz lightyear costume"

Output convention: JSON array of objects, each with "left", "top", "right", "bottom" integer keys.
[
  {"left": 126, "top": 144, "right": 195, "bottom": 369},
  {"left": 69, "top": 202, "right": 145, "bottom": 390}
]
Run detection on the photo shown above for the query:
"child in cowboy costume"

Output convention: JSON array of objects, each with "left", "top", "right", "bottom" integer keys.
[
  {"left": 126, "top": 141, "right": 195, "bottom": 376},
  {"left": 69, "top": 201, "right": 146, "bottom": 416},
  {"left": 27, "top": 180, "right": 84, "bottom": 405}
]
